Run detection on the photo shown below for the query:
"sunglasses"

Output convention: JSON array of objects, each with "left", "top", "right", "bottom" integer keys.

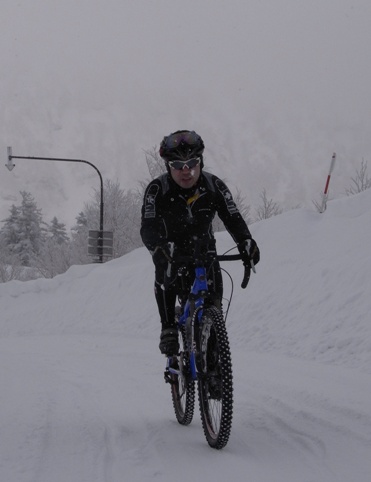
[
  {"left": 164, "top": 131, "right": 201, "bottom": 149},
  {"left": 168, "top": 158, "right": 201, "bottom": 170}
]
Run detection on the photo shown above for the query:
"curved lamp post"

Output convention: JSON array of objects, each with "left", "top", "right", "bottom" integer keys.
[{"left": 6, "top": 147, "right": 105, "bottom": 263}]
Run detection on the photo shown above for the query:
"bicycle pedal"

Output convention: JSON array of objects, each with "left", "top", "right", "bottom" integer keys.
[{"left": 164, "top": 370, "right": 176, "bottom": 385}]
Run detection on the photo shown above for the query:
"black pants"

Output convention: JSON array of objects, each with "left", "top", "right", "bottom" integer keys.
[{"left": 154, "top": 261, "right": 223, "bottom": 328}]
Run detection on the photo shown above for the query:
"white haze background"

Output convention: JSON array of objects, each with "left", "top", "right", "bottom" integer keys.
[
  {"left": 1, "top": 188, "right": 371, "bottom": 481},
  {"left": 1, "top": 2, "right": 371, "bottom": 480},
  {"left": 1, "top": 0, "right": 371, "bottom": 226}
]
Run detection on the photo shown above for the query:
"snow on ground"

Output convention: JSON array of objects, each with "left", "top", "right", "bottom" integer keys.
[{"left": 1, "top": 189, "right": 371, "bottom": 482}]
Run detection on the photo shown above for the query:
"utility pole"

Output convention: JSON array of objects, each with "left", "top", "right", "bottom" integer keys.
[{"left": 6, "top": 147, "right": 107, "bottom": 263}]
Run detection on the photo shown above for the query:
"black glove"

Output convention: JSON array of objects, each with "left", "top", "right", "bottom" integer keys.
[
  {"left": 152, "top": 244, "right": 172, "bottom": 269},
  {"left": 238, "top": 238, "right": 260, "bottom": 266}
]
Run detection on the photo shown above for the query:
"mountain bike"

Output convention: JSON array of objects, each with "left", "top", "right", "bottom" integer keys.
[{"left": 163, "top": 237, "right": 253, "bottom": 449}]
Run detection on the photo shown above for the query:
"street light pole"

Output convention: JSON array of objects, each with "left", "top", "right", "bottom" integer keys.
[{"left": 6, "top": 147, "right": 105, "bottom": 263}]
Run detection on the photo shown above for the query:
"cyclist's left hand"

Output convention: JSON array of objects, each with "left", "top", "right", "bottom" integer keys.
[{"left": 238, "top": 238, "right": 260, "bottom": 266}]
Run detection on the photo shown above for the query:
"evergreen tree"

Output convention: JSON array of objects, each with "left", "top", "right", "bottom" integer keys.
[
  {"left": 69, "top": 211, "right": 90, "bottom": 264},
  {"left": 48, "top": 216, "right": 69, "bottom": 244},
  {"left": 1, "top": 191, "right": 46, "bottom": 266},
  {"left": 0, "top": 204, "right": 21, "bottom": 253},
  {"left": 0, "top": 206, "right": 23, "bottom": 282}
]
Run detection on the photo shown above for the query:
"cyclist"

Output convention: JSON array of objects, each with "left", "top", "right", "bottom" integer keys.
[{"left": 140, "top": 130, "right": 260, "bottom": 355}]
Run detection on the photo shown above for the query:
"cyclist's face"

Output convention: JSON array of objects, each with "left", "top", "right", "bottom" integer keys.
[{"left": 170, "top": 163, "right": 201, "bottom": 189}]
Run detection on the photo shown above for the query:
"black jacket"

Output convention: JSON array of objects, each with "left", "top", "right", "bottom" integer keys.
[{"left": 140, "top": 171, "right": 251, "bottom": 253}]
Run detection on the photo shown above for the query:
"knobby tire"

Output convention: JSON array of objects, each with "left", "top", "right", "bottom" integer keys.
[
  {"left": 197, "top": 306, "right": 233, "bottom": 449},
  {"left": 170, "top": 326, "right": 195, "bottom": 425}
]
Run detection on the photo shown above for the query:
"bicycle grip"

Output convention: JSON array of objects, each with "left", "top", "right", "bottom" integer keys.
[{"left": 241, "top": 264, "right": 251, "bottom": 289}]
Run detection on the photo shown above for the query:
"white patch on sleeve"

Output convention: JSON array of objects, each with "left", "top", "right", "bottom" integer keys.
[
  {"left": 215, "top": 179, "right": 238, "bottom": 215},
  {"left": 144, "top": 184, "right": 160, "bottom": 218}
]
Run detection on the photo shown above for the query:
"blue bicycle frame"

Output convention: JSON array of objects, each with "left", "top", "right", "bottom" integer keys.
[
  {"left": 166, "top": 264, "right": 208, "bottom": 380},
  {"left": 165, "top": 239, "right": 253, "bottom": 383}
]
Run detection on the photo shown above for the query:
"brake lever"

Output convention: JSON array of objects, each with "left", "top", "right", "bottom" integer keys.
[{"left": 250, "top": 259, "right": 256, "bottom": 274}]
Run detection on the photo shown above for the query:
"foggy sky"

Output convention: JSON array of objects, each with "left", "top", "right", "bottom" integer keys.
[{"left": 1, "top": 0, "right": 371, "bottom": 226}]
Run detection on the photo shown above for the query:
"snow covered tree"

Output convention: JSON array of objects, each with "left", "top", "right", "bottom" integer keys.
[
  {"left": 73, "top": 211, "right": 88, "bottom": 231},
  {"left": 18, "top": 191, "right": 47, "bottom": 265},
  {"left": 69, "top": 211, "right": 90, "bottom": 265},
  {"left": 0, "top": 206, "right": 22, "bottom": 281},
  {"left": 83, "top": 179, "right": 142, "bottom": 258},
  {"left": 30, "top": 217, "right": 71, "bottom": 278},
  {"left": 0, "top": 191, "right": 46, "bottom": 266},
  {"left": 34, "top": 238, "right": 73, "bottom": 278},
  {"left": 137, "top": 146, "right": 167, "bottom": 203},
  {"left": 0, "top": 204, "right": 21, "bottom": 251},
  {"left": 143, "top": 146, "right": 166, "bottom": 180},
  {"left": 48, "top": 216, "right": 69, "bottom": 244},
  {"left": 0, "top": 250, "right": 23, "bottom": 283}
]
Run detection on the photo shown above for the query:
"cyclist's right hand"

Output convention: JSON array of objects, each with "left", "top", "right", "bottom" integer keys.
[{"left": 152, "top": 244, "right": 173, "bottom": 269}]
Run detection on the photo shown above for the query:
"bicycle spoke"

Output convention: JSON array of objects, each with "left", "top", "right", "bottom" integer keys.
[{"left": 169, "top": 326, "right": 195, "bottom": 425}]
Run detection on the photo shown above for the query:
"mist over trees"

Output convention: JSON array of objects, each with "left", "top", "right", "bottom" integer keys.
[
  {"left": 0, "top": 154, "right": 369, "bottom": 283},
  {"left": 84, "top": 179, "right": 142, "bottom": 257}
]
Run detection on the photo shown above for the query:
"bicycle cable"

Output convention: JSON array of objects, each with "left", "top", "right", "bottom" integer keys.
[
  {"left": 208, "top": 245, "right": 239, "bottom": 324},
  {"left": 220, "top": 267, "right": 234, "bottom": 323}
]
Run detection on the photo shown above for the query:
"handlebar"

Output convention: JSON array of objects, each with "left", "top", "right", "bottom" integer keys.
[
  {"left": 163, "top": 247, "right": 255, "bottom": 290},
  {"left": 217, "top": 253, "right": 254, "bottom": 289}
]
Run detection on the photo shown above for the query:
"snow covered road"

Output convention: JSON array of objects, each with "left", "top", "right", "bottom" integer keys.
[
  {"left": 2, "top": 190, "right": 371, "bottom": 481},
  {"left": 1, "top": 335, "right": 370, "bottom": 482}
]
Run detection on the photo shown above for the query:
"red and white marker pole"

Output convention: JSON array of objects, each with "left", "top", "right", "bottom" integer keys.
[{"left": 320, "top": 152, "right": 336, "bottom": 213}]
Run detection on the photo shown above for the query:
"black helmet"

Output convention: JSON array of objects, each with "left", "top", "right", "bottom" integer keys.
[{"left": 159, "top": 130, "right": 205, "bottom": 165}]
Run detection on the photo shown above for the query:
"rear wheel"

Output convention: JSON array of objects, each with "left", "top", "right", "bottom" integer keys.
[
  {"left": 197, "top": 306, "right": 233, "bottom": 449},
  {"left": 170, "top": 326, "right": 195, "bottom": 425}
]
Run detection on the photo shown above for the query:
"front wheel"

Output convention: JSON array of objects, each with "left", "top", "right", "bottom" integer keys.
[
  {"left": 197, "top": 306, "right": 233, "bottom": 449},
  {"left": 170, "top": 326, "right": 195, "bottom": 425}
]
